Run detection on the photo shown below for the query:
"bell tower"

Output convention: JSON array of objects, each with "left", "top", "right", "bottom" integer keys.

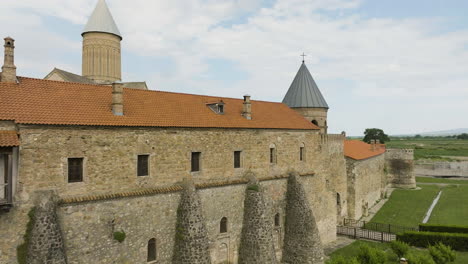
[
  {"left": 282, "top": 57, "right": 329, "bottom": 134},
  {"left": 82, "top": 0, "right": 122, "bottom": 83}
]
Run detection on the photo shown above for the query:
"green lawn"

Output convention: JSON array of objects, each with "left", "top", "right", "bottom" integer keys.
[
  {"left": 416, "top": 177, "right": 468, "bottom": 185},
  {"left": 328, "top": 240, "right": 468, "bottom": 264},
  {"left": 370, "top": 185, "right": 441, "bottom": 227},
  {"left": 428, "top": 184, "right": 468, "bottom": 226},
  {"left": 385, "top": 138, "right": 468, "bottom": 160}
]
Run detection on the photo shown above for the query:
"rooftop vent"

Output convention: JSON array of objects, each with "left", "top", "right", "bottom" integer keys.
[{"left": 207, "top": 100, "right": 225, "bottom": 115}]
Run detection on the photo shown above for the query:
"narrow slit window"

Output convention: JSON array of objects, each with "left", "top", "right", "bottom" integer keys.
[
  {"left": 220, "top": 217, "right": 228, "bottom": 233},
  {"left": 274, "top": 213, "right": 280, "bottom": 227},
  {"left": 300, "top": 147, "right": 304, "bottom": 161},
  {"left": 147, "top": 238, "right": 156, "bottom": 262},
  {"left": 68, "top": 158, "right": 83, "bottom": 183},
  {"left": 191, "top": 152, "right": 201, "bottom": 172},
  {"left": 137, "top": 155, "right": 149, "bottom": 176},
  {"left": 270, "top": 147, "right": 276, "bottom": 164},
  {"left": 234, "top": 151, "right": 241, "bottom": 168}
]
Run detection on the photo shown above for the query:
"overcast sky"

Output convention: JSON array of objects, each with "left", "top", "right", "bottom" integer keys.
[{"left": 2, "top": 0, "right": 468, "bottom": 136}]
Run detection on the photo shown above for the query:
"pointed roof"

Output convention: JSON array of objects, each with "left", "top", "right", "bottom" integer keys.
[
  {"left": 282, "top": 62, "right": 328, "bottom": 108},
  {"left": 82, "top": 0, "right": 122, "bottom": 39}
]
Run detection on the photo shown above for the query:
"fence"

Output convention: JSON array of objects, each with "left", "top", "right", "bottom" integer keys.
[
  {"left": 343, "top": 219, "right": 418, "bottom": 234},
  {"left": 337, "top": 219, "right": 419, "bottom": 243},
  {"left": 337, "top": 226, "right": 396, "bottom": 242}
]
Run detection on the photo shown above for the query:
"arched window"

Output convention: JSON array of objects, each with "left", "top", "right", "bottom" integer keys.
[
  {"left": 269, "top": 144, "right": 277, "bottom": 164},
  {"left": 311, "top": 120, "right": 318, "bottom": 126},
  {"left": 147, "top": 238, "right": 156, "bottom": 262},
  {"left": 220, "top": 217, "right": 228, "bottom": 233},
  {"left": 274, "top": 213, "right": 280, "bottom": 227},
  {"left": 299, "top": 143, "right": 305, "bottom": 161}
]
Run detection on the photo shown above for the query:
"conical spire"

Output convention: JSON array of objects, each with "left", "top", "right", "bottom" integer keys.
[
  {"left": 282, "top": 62, "right": 328, "bottom": 108},
  {"left": 82, "top": 0, "right": 122, "bottom": 39}
]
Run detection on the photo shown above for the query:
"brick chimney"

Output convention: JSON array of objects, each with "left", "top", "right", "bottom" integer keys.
[
  {"left": 370, "top": 139, "right": 376, "bottom": 151},
  {"left": 1, "top": 37, "right": 17, "bottom": 83},
  {"left": 242, "top": 95, "right": 251, "bottom": 120},
  {"left": 112, "top": 82, "right": 124, "bottom": 115}
]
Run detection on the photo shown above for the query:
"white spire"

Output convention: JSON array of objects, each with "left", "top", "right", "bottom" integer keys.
[{"left": 82, "top": 0, "right": 122, "bottom": 39}]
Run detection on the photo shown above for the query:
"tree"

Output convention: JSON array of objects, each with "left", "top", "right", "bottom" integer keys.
[
  {"left": 390, "top": 240, "right": 409, "bottom": 258},
  {"left": 457, "top": 133, "right": 468, "bottom": 140},
  {"left": 429, "top": 242, "right": 456, "bottom": 264},
  {"left": 363, "top": 128, "right": 390, "bottom": 144}
]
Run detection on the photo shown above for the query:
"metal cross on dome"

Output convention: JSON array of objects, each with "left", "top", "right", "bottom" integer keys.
[{"left": 301, "top": 52, "right": 307, "bottom": 63}]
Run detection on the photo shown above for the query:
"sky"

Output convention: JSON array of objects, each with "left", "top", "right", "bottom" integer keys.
[{"left": 1, "top": 0, "right": 468, "bottom": 136}]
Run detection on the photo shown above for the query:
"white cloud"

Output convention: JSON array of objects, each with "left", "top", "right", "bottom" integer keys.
[{"left": 2, "top": 0, "right": 468, "bottom": 135}]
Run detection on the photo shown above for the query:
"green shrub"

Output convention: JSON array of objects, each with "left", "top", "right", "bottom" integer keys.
[
  {"left": 390, "top": 240, "right": 410, "bottom": 258},
  {"left": 397, "top": 231, "right": 468, "bottom": 251},
  {"left": 247, "top": 184, "right": 259, "bottom": 192},
  {"left": 406, "top": 251, "right": 436, "bottom": 264},
  {"left": 356, "top": 244, "right": 386, "bottom": 264},
  {"left": 113, "top": 230, "right": 126, "bottom": 243},
  {"left": 429, "top": 242, "right": 456, "bottom": 264},
  {"left": 326, "top": 255, "right": 359, "bottom": 264},
  {"left": 419, "top": 224, "right": 468, "bottom": 234},
  {"left": 17, "top": 208, "right": 36, "bottom": 264}
]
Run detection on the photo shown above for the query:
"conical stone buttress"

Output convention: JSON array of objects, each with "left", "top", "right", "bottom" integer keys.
[
  {"left": 172, "top": 180, "right": 212, "bottom": 264},
  {"left": 282, "top": 172, "right": 324, "bottom": 264},
  {"left": 238, "top": 177, "right": 277, "bottom": 264}
]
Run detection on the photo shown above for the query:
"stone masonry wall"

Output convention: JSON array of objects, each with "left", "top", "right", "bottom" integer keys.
[
  {"left": 385, "top": 149, "right": 416, "bottom": 189},
  {"left": 28, "top": 191, "right": 67, "bottom": 264},
  {"left": 238, "top": 178, "right": 277, "bottom": 264},
  {"left": 346, "top": 154, "right": 385, "bottom": 220},
  {"left": 0, "top": 125, "right": 347, "bottom": 262},
  {"left": 282, "top": 173, "right": 324, "bottom": 264},
  {"left": 173, "top": 181, "right": 211, "bottom": 264},
  {"left": 415, "top": 161, "right": 468, "bottom": 177}
]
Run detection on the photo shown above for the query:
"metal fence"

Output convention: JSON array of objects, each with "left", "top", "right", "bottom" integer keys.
[
  {"left": 337, "top": 226, "right": 396, "bottom": 242},
  {"left": 343, "top": 219, "right": 418, "bottom": 234}
]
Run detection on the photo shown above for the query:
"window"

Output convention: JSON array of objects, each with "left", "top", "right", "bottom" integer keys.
[
  {"left": 68, "top": 158, "right": 83, "bottom": 183},
  {"left": 311, "top": 120, "right": 318, "bottom": 126},
  {"left": 337, "top": 193, "right": 341, "bottom": 206},
  {"left": 300, "top": 143, "right": 305, "bottom": 161},
  {"left": 137, "top": 155, "right": 149, "bottom": 176},
  {"left": 234, "top": 151, "right": 241, "bottom": 168},
  {"left": 274, "top": 213, "right": 280, "bottom": 227},
  {"left": 147, "top": 238, "right": 156, "bottom": 262},
  {"left": 191, "top": 152, "right": 201, "bottom": 172},
  {"left": 218, "top": 104, "right": 224, "bottom": 114},
  {"left": 220, "top": 217, "right": 228, "bottom": 233},
  {"left": 269, "top": 146, "right": 277, "bottom": 164}
]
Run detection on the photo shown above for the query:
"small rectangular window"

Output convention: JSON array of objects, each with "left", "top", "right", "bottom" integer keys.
[
  {"left": 191, "top": 152, "right": 201, "bottom": 172},
  {"left": 300, "top": 147, "right": 304, "bottom": 161},
  {"left": 270, "top": 148, "right": 276, "bottom": 164},
  {"left": 137, "top": 155, "right": 149, "bottom": 176},
  {"left": 68, "top": 158, "right": 83, "bottom": 183},
  {"left": 234, "top": 151, "right": 241, "bottom": 168}
]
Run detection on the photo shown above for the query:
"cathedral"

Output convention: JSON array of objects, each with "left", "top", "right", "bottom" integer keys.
[{"left": 0, "top": 1, "right": 415, "bottom": 263}]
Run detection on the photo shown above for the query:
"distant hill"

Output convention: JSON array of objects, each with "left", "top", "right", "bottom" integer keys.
[{"left": 393, "top": 128, "right": 468, "bottom": 137}]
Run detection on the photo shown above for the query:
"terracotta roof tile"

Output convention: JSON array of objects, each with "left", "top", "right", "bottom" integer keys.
[
  {"left": 344, "top": 140, "right": 385, "bottom": 160},
  {"left": 0, "top": 131, "right": 19, "bottom": 147},
  {"left": 0, "top": 77, "right": 319, "bottom": 130}
]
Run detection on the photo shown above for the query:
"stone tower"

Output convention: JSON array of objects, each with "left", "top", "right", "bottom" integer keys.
[
  {"left": 1, "top": 37, "right": 16, "bottom": 83},
  {"left": 282, "top": 60, "right": 329, "bottom": 134},
  {"left": 82, "top": 0, "right": 122, "bottom": 83}
]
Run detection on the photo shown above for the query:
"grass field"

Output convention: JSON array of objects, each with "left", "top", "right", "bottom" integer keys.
[
  {"left": 328, "top": 240, "right": 468, "bottom": 264},
  {"left": 385, "top": 138, "right": 468, "bottom": 160},
  {"left": 428, "top": 184, "right": 468, "bottom": 225},
  {"left": 370, "top": 185, "right": 441, "bottom": 227}
]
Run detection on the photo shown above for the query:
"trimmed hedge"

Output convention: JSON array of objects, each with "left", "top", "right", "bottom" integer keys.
[
  {"left": 397, "top": 231, "right": 468, "bottom": 251},
  {"left": 419, "top": 223, "right": 468, "bottom": 234}
]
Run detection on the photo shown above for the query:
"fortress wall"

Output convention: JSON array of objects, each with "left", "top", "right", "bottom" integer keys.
[
  {"left": 385, "top": 149, "right": 416, "bottom": 188},
  {"left": 0, "top": 124, "right": 343, "bottom": 262},
  {"left": 346, "top": 154, "right": 386, "bottom": 220},
  {"left": 415, "top": 161, "right": 468, "bottom": 177}
]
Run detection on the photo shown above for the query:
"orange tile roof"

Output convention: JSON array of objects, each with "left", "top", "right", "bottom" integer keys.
[
  {"left": 344, "top": 140, "right": 386, "bottom": 160},
  {"left": 0, "top": 77, "right": 319, "bottom": 130},
  {"left": 0, "top": 131, "right": 19, "bottom": 147}
]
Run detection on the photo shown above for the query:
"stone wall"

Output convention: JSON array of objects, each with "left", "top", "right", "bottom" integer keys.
[
  {"left": 415, "top": 161, "right": 468, "bottom": 177},
  {"left": 346, "top": 154, "right": 385, "bottom": 220},
  {"left": 385, "top": 149, "right": 416, "bottom": 189},
  {"left": 0, "top": 125, "right": 346, "bottom": 262}
]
